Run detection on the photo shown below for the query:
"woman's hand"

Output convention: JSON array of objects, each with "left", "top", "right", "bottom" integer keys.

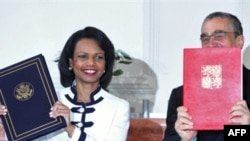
[
  {"left": 0, "top": 104, "right": 7, "bottom": 115},
  {"left": 49, "top": 101, "right": 71, "bottom": 125},
  {"left": 229, "top": 100, "right": 250, "bottom": 125},
  {"left": 175, "top": 106, "right": 197, "bottom": 141},
  {"left": 50, "top": 101, "right": 75, "bottom": 138}
]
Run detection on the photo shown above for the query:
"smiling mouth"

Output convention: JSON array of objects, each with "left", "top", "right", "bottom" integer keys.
[{"left": 84, "top": 69, "right": 96, "bottom": 74}]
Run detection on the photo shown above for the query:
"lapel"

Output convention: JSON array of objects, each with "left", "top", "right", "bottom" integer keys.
[{"left": 243, "top": 65, "right": 250, "bottom": 108}]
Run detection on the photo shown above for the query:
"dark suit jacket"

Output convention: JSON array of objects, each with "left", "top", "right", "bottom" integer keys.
[{"left": 163, "top": 65, "right": 250, "bottom": 141}]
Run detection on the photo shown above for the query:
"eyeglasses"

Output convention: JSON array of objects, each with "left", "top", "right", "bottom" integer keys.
[{"left": 200, "top": 30, "right": 238, "bottom": 44}]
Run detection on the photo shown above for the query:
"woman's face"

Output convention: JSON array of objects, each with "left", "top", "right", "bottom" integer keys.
[{"left": 69, "top": 38, "right": 105, "bottom": 86}]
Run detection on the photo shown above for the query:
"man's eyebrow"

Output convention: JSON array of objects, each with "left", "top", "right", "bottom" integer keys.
[
  {"left": 213, "top": 29, "right": 224, "bottom": 33},
  {"left": 200, "top": 30, "right": 224, "bottom": 36},
  {"left": 200, "top": 33, "right": 208, "bottom": 37}
]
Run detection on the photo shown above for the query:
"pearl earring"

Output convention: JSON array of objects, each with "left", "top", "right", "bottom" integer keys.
[{"left": 68, "top": 67, "right": 72, "bottom": 70}]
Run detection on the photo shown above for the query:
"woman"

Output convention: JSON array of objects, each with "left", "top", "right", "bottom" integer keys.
[{"left": 49, "top": 26, "right": 130, "bottom": 141}]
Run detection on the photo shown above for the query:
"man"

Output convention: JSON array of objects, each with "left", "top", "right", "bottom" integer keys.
[{"left": 163, "top": 11, "right": 250, "bottom": 141}]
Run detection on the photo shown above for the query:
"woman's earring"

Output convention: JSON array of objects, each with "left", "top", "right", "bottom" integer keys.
[{"left": 68, "top": 67, "right": 72, "bottom": 70}]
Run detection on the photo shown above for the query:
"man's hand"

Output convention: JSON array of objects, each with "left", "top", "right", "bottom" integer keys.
[{"left": 175, "top": 106, "right": 197, "bottom": 141}]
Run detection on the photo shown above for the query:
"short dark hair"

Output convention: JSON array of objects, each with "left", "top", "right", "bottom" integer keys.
[
  {"left": 202, "top": 11, "right": 243, "bottom": 37},
  {"left": 58, "top": 26, "right": 115, "bottom": 89}
]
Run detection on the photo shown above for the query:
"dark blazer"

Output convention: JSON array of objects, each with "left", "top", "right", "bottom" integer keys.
[{"left": 163, "top": 65, "right": 250, "bottom": 141}]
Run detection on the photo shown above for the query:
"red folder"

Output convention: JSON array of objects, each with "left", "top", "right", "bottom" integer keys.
[{"left": 183, "top": 48, "right": 242, "bottom": 130}]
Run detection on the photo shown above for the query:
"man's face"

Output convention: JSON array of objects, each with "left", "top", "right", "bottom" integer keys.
[{"left": 200, "top": 17, "right": 244, "bottom": 48}]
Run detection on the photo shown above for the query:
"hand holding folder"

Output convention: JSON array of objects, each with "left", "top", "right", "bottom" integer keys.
[{"left": 0, "top": 54, "right": 66, "bottom": 141}]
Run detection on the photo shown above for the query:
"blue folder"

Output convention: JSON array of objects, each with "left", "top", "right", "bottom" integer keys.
[{"left": 0, "top": 54, "right": 66, "bottom": 141}]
